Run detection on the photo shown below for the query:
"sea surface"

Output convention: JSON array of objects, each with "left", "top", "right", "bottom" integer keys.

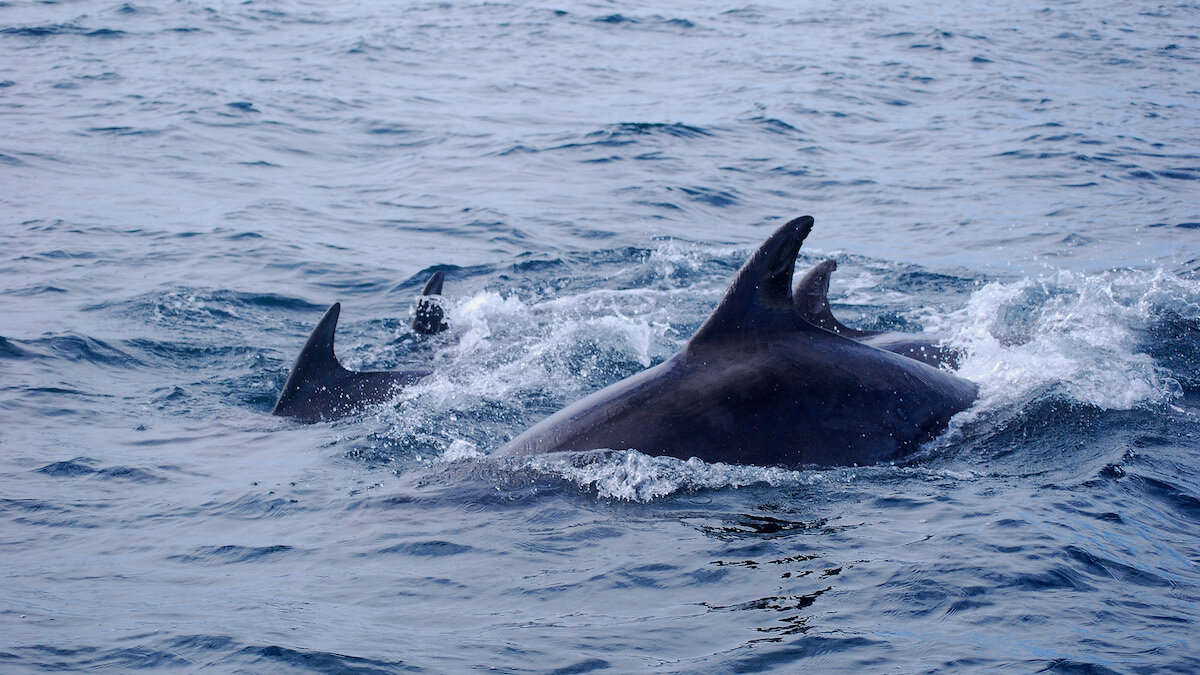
[{"left": 3, "top": 0, "right": 1200, "bottom": 672}]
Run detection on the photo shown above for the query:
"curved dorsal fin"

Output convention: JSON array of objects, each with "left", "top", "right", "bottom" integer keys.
[
  {"left": 273, "top": 305, "right": 348, "bottom": 410},
  {"left": 420, "top": 270, "right": 445, "bottom": 296},
  {"left": 688, "top": 216, "right": 816, "bottom": 346},
  {"left": 792, "top": 260, "right": 880, "bottom": 338},
  {"left": 412, "top": 270, "right": 448, "bottom": 334}
]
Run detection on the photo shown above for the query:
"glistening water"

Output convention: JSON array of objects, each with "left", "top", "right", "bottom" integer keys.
[{"left": 2, "top": 0, "right": 1199, "bottom": 672}]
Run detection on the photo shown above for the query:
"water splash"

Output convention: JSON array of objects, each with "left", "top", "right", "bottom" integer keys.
[
  {"left": 525, "top": 450, "right": 819, "bottom": 502},
  {"left": 930, "top": 268, "right": 1197, "bottom": 413}
]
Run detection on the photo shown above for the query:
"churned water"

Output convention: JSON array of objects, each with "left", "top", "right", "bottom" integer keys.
[{"left": 3, "top": 0, "right": 1199, "bottom": 672}]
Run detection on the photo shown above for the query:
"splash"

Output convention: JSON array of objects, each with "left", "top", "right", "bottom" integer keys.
[
  {"left": 928, "top": 268, "right": 1197, "bottom": 413},
  {"left": 526, "top": 450, "right": 819, "bottom": 502},
  {"left": 440, "top": 439, "right": 482, "bottom": 462},
  {"left": 376, "top": 250, "right": 1199, "bottom": 492}
]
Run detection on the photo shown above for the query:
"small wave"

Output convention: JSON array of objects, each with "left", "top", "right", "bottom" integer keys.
[
  {"left": 523, "top": 450, "right": 820, "bottom": 502},
  {"left": 0, "top": 24, "right": 125, "bottom": 38},
  {"left": 364, "top": 278, "right": 695, "bottom": 457},
  {"left": 374, "top": 540, "right": 473, "bottom": 556},
  {"left": 1125, "top": 473, "right": 1200, "bottom": 524},
  {"left": 99, "top": 288, "right": 327, "bottom": 328},
  {"left": 36, "top": 458, "right": 98, "bottom": 477},
  {"left": 167, "top": 544, "right": 296, "bottom": 564},
  {"left": 185, "top": 493, "right": 305, "bottom": 521},
  {"left": 2, "top": 334, "right": 139, "bottom": 366},
  {"left": 0, "top": 24, "right": 79, "bottom": 37},
  {"left": 745, "top": 116, "right": 806, "bottom": 137},
  {"left": 6, "top": 635, "right": 415, "bottom": 672},
  {"left": 594, "top": 14, "right": 637, "bottom": 24},
  {"left": 236, "top": 644, "right": 415, "bottom": 673},
  {"left": 0, "top": 336, "right": 31, "bottom": 359},
  {"left": 37, "top": 458, "right": 174, "bottom": 483},
  {"left": 615, "top": 122, "right": 710, "bottom": 138},
  {"left": 92, "top": 466, "right": 167, "bottom": 483},
  {"left": 674, "top": 185, "right": 741, "bottom": 207}
]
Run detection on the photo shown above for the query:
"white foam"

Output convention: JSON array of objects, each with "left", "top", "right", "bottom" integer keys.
[
  {"left": 384, "top": 257, "right": 1198, "bottom": 494},
  {"left": 928, "top": 268, "right": 1197, "bottom": 413},
  {"left": 440, "top": 439, "right": 482, "bottom": 462},
  {"left": 401, "top": 284, "right": 688, "bottom": 408},
  {"left": 525, "top": 450, "right": 819, "bottom": 502}
]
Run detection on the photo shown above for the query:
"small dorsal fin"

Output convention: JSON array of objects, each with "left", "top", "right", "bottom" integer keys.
[
  {"left": 792, "top": 260, "right": 880, "bottom": 338},
  {"left": 412, "top": 271, "right": 448, "bottom": 334},
  {"left": 421, "top": 270, "right": 445, "bottom": 296},
  {"left": 688, "top": 216, "right": 816, "bottom": 346}
]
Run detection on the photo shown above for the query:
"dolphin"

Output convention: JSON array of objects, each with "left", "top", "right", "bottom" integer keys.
[
  {"left": 498, "top": 216, "right": 977, "bottom": 468},
  {"left": 411, "top": 270, "right": 449, "bottom": 335},
  {"left": 792, "top": 260, "right": 964, "bottom": 369},
  {"left": 272, "top": 273, "right": 446, "bottom": 422}
]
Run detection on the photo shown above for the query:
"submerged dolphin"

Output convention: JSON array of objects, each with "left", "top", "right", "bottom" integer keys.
[
  {"left": 792, "top": 260, "right": 964, "bottom": 369},
  {"left": 498, "top": 216, "right": 977, "bottom": 468},
  {"left": 411, "top": 270, "right": 449, "bottom": 335},
  {"left": 272, "top": 273, "right": 447, "bottom": 422}
]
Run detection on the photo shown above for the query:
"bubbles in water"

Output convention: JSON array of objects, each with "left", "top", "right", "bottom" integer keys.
[
  {"left": 440, "top": 439, "right": 481, "bottom": 462},
  {"left": 525, "top": 450, "right": 818, "bottom": 502},
  {"left": 930, "top": 268, "right": 1199, "bottom": 412},
  {"left": 363, "top": 243, "right": 1200, "bottom": 494}
]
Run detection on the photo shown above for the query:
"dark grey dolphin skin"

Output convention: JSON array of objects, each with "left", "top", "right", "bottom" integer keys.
[
  {"left": 273, "top": 274, "right": 449, "bottom": 422},
  {"left": 498, "top": 216, "right": 978, "bottom": 468},
  {"left": 271, "top": 303, "right": 431, "bottom": 422},
  {"left": 793, "top": 260, "right": 964, "bottom": 369},
  {"left": 411, "top": 270, "right": 449, "bottom": 335}
]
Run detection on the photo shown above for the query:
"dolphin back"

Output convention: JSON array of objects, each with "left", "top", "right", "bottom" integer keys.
[
  {"left": 793, "top": 259, "right": 964, "bottom": 369},
  {"left": 500, "top": 216, "right": 978, "bottom": 468},
  {"left": 272, "top": 303, "right": 431, "bottom": 423}
]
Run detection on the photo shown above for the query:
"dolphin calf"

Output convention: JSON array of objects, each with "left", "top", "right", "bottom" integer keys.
[
  {"left": 272, "top": 273, "right": 446, "bottom": 422},
  {"left": 498, "top": 216, "right": 977, "bottom": 468},
  {"left": 411, "top": 270, "right": 449, "bottom": 335},
  {"left": 792, "top": 260, "right": 963, "bottom": 369}
]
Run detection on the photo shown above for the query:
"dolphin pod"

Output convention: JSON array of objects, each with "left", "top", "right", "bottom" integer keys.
[
  {"left": 792, "top": 259, "right": 964, "bottom": 370},
  {"left": 498, "top": 216, "right": 978, "bottom": 468},
  {"left": 273, "top": 219, "right": 978, "bottom": 468},
  {"left": 271, "top": 272, "right": 448, "bottom": 422}
]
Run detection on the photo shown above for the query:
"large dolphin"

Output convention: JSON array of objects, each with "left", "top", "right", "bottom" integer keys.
[
  {"left": 498, "top": 216, "right": 977, "bottom": 468},
  {"left": 272, "top": 273, "right": 448, "bottom": 422},
  {"left": 792, "top": 260, "right": 963, "bottom": 369}
]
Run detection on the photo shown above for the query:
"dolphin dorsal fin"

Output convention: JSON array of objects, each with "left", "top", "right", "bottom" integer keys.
[
  {"left": 792, "top": 260, "right": 879, "bottom": 338},
  {"left": 688, "top": 216, "right": 817, "bottom": 346},
  {"left": 412, "top": 270, "right": 448, "bottom": 334},
  {"left": 420, "top": 270, "right": 445, "bottom": 296},
  {"left": 272, "top": 303, "right": 349, "bottom": 415},
  {"left": 289, "top": 303, "right": 348, "bottom": 383}
]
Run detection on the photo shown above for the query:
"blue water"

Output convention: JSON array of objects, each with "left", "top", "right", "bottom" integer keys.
[{"left": 3, "top": 0, "right": 1200, "bottom": 672}]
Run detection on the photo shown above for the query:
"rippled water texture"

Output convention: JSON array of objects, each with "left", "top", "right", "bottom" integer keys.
[{"left": 3, "top": 0, "right": 1200, "bottom": 672}]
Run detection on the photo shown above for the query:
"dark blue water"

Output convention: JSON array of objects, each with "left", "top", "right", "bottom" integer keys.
[{"left": 3, "top": 1, "right": 1200, "bottom": 672}]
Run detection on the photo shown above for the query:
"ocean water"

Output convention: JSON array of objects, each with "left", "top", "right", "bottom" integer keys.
[{"left": 3, "top": 0, "right": 1200, "bottom": 672}]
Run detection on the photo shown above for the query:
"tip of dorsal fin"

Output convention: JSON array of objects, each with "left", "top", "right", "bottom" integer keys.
[
  {"left": 689, "top": 216, "right": 815, "bottom": 346},
  {"left": 421, "top": 270, "right": 445, "bottom": 296},
  {"left": 792, "top": 260, "right": 879, "bottom": 338},
  {"left": 793, "top": 259, "right": 837, "bottom": 320},
  {"left": 286, "top": 302, "right": 348, "bottom": 382}
]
